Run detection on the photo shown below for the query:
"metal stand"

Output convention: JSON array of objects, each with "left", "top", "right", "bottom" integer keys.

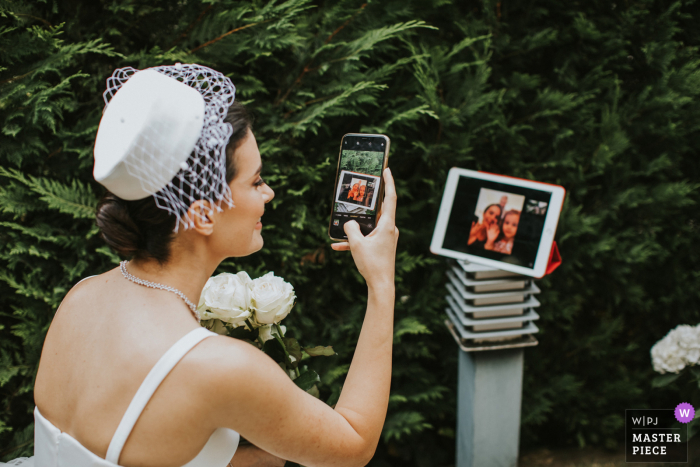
[
  {"left": 443, "top": 260, "right": 539, "bottom": 467},
  {"left": 456, "top": 348, "right": 524, "bottom": 467}
]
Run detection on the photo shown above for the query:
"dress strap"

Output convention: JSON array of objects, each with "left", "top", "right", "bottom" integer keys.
[
  {"left": 105, "top": 327, "right": 215, "bottom": 464},
  {"left": 76, "top": 275, "right": 97, "bottom": 286}
]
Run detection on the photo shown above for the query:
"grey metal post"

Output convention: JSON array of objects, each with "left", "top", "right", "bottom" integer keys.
[{"left": 456, "top": 348, "right": 524, "bottom": 467}]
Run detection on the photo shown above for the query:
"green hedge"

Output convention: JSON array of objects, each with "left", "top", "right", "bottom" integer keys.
[{"left": 1, "top": 0, "right": 699, "bottom": 464}]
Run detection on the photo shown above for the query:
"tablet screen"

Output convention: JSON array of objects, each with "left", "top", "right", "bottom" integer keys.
[{"left": 441, "top": 176, "right": 552, "bottom": 269}]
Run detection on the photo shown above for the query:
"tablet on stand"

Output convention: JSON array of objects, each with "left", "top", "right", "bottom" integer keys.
[
  {"left": 429, "top": 169, "right": 565, "bottom": 467},
  {"left": 430, "top": 169, "right": 564, "bottom": 347}
]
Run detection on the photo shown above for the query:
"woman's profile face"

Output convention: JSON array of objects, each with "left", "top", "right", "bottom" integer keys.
[
  {"left": 483, "top": 205, "right": 501, "bottom": 227},
  {"left": 211, "top": 129, "right": 274, "bottom": 257}
]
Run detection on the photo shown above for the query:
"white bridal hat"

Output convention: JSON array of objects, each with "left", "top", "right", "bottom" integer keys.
[{"left": 93, "top": 63, "right": 236, "bottom": 230}]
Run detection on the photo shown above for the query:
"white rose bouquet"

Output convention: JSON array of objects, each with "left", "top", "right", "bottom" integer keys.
[{"left": 198, "top": 271, "right": 335, "bottom": 396}]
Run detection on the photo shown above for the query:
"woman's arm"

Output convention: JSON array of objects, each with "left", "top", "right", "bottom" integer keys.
[
  {"left": 230, "top": 445, "right": 285, "bottom": 467},
  {"left": 209, "top": 168, "right": 398, "bottom": 467}
]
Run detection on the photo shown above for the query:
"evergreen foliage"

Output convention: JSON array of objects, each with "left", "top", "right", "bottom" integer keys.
[
  {"left": 1, "top": 0, "right": 699, "bottom": 465},
  {"left": 339, "top": 150, "right": 384, "bottom": 176}
]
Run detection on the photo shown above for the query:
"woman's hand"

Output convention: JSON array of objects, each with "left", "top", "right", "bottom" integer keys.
[
  {"left": 484, "top": 222, "right": 500, "bottom": 250},
  {"left": 229, "top": 445, "right": 286, "bottom": 467},
  {"left": 468, "top": 221, "right": 485, "bottom": 245},
  {"left": 331, "top": 168, "right": 399, "bottom": 288}
]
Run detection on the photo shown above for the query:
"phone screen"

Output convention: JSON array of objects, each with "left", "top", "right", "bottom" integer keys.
[{"left": 329, "top": 134, "right": 389, "bottom": 239}]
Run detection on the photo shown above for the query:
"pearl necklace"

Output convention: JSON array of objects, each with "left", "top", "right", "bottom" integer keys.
[{"left": 119, "top": 261, "right": 200, "bottom": 322}]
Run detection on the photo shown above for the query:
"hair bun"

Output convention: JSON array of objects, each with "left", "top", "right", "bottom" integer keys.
[{"left": 95, "top": 193, "right": 142, "bottom": 257}]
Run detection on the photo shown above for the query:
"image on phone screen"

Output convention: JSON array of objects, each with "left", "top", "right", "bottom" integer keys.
[{"left": 329, "top": 134, "right": 389, "bottom": 239}]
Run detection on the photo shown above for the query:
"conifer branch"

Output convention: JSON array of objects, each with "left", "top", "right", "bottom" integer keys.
[
  {"left": 46, "top": 146, "right": 63, "bottom": 159},
  {"left": 276, "top": 63, "right": 313, "bottom": 108},
  {"left": 169, "top": 4, "right": 214, "bottom": 49},
  {"left": 276, "top": 3, "right": 369, "bottom": 107},
  {"left": 0, "top": 439, "right": 31, "bottom": 457},
  {"left": 325, "top": 3, "right": 367, "bottom": 44},
  {"left": 0, "top": 168, "right": 96, "bottom": 219},
  {"left": 189, "top": 20, "right": 271, "bottom": 54},
  {"left": 283, "top": 95, "right": 334, "bottom": 119},
  {"left": 0, "top": 71, "right": 32, "bottom": 86},
  {"left": 14, "top": 14, "right": 52, "bottom": 28}
]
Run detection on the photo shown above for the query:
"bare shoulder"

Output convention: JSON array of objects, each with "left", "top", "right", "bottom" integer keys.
[
  {"left": 185, "top": 334, "right": 304, "bottom": 427},
  {"left": 187, "top": 333, "right": 321, "bottom": 416},
  {"left": 54, "top": 269, "right": 121, "bottom": 316},
  {"left": 190, "top": 334, "right": 293, "bottom": 397}
]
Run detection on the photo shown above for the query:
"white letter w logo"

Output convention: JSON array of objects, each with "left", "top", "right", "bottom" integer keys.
[{"left": 680, "top": 409, "right": 691, "bottom": 418}]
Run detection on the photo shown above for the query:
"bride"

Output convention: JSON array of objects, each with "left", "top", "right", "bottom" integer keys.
[{"left": 19, "top": 65, "right": 398, "bottom": 467}]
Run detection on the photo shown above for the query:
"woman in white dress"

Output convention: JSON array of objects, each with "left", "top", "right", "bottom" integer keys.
[{"left": 18, "top": 65, "right": 399, "bottom": 467}]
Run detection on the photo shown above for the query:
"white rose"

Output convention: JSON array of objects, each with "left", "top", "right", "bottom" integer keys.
[
  {"left": 249, "top": 272, "right": 296, "bottom": 325},
  {"left": 259, "top": 324, "right": 286, "bottom": 343},
  {"left": 199, "top": 272, "right": 252, "bottom": 328}
]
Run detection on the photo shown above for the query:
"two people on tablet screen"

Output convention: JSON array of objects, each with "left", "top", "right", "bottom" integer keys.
[
  {"left": 468, "top": 202, "right": 521, "bottom": 255},
  {"left": 341, "top": 182, "right": 374, "bottom": 206}
]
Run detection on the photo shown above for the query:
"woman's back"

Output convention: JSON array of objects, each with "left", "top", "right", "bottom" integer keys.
[
  {"left": 27, "top": 63, "right": 400, "bottom": 467},
  {"left": 34, "top": 269, "right": 243, "bottom": 466}
]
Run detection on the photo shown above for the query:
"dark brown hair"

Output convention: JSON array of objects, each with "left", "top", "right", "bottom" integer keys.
[
  {"left": 95, "top": 101, "right": 253, "bottom": 264},
  {"left": 483, "top": 203, "right": 503, "bottom": 219}
]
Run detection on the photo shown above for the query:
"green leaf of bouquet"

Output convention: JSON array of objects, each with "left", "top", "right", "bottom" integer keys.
[
  {"left": 304, "top": 346, "right": 336, "bottom": 357},
  {"left": 294, "top": 369, "right": 320, "bottom": 391},
  {"left": 283, "top": 337, "right": 303, "bottom": 369},
  {"left": 263, "top": 338, "right": 286, "bottom": 364},
  {"left": 652, "top": 373, "right": 681, "bottom": 388},
  {"left": 306, "top": 384, "right": 320, "bottom": 399},
  {"left": 326, "top": 386, "right": 342, "bottom": 408},
  {"left": 228, "top": 326, "right": 258, "bottom": 341}
]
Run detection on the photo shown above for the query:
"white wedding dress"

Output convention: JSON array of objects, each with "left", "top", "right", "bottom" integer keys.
[{"left": 2, "top": 326, "right": 239, "bottom": 466}]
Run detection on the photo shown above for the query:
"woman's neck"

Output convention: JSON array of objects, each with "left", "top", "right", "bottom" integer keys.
[{"left": 127, "top": 246, "right": 219, "bottom": 310}]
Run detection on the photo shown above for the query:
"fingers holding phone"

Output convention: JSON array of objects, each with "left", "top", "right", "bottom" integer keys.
[
  {"left": 328, "top": 133, "right": 390, "bottom": 242},
  {"left": 338, "top": 169, "right": 398, "bottom": 285},
  {"left": 331, "top": 167, "right": 396, "bottom": 250}
]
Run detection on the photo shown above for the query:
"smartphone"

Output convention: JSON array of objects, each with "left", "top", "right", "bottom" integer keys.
[{"left": 328, "top": 133, "right": 390, "bottom": 241}]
